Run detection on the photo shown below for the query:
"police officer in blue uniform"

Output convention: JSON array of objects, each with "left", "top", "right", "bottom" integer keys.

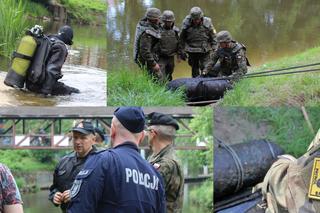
[
  {"left": 67, "top": 107, "right": 166, "bottom": 213},
  {"left": 48, "top": 120, "right": 99, "bottom": 213}
]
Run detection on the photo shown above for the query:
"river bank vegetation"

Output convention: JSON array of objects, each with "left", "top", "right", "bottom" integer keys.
[
  {"left": 222, "top": 47, "right": 320, "bottom": 106},
  {"left": 108, "top": 46, "right": 320, "bottom": 107},
  {"left": 107, "top": 68, "right": 186, "bottom": 106},
  {"left": 0, "top": 0, "right": 106, "bottom": 58}
]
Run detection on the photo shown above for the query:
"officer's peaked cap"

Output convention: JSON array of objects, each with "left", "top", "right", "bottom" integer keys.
[{"left": 72, "top": 121, "right": 95, "bottom": 135}]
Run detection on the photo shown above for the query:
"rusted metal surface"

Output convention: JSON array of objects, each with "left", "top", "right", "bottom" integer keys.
[{"left": 214, "top": 139, "right": 284, "bottom": 200}]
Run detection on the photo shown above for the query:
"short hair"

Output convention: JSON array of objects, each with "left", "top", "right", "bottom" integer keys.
[{"left": 151, "top": 125, "right": 176, "bottom": 141}]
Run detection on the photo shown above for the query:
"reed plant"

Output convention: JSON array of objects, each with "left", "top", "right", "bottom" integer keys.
[{"left": 0, "top": 0, "right": 27, "bottom": 57}]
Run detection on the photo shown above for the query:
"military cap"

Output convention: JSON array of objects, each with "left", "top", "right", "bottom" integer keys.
[
  {"left": 162, "top": 10, "right": 175, "bottom": 22},
  {"left": 148, "top": 112, "right": 179, "bottom": 130},
  {"left": 145, "top": 8, "right": 161, "bottom": 20},
  {"left": 72, "top": 121, "right": 95, "bottom": 135},
  {"left": 216, "top": 30, "right": 232, "bottom": 43},
  {"left": 189, "top": 7, "right": 204, "bottom": 20},
  {"left": 95, "top": 127, "right": 105, "bottom": 141},
  {"left": 114, "top": 107, "right": 146, "bottom": 133}
]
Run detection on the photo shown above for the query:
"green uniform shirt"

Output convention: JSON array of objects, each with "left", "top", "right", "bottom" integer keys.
[{"left": 148, "top": 144, "right": 184, "bottom": 213}]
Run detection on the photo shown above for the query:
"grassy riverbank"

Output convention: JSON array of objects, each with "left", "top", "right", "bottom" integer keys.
[
  {"left": 60, "top": 0, "right": 107, "bottom": 25},
  {"left": 221, "top": 46, "right": 320, "bottom": 106},
  {"left": 0, "top": 0, "right": 106, "bottom": 58},
  {"left": 220, "top": 107, "right": 320, "bottom": 157},
  {"left": 107, "top": 68, "right": 186, "bottom": 106}
]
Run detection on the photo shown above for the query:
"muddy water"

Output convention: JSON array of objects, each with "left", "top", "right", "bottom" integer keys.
[
  {"left": 106, "top": 0, "right": 320, "bottom": 78},
  {"left": 0, "top": 24, "right": 107, "bottom": 106}
]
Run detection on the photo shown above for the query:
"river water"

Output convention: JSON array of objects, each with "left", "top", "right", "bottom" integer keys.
[
  {"left": 106, "top": 0, "right": 320, "bottom": 78},
  {"left": 0, "top": 23, "right": 107, "bottom": 106},
  {"left": 22, "top": 183, "right": 210, "bottom": 213}
]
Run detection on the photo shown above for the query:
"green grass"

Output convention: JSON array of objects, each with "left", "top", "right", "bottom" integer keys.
[
  {"left": 0, "top": 150, "right": 57, "bottom": 171},
  {"left": 229, "top": 107, "right": 320, "bottom": 157},
  {"left": 0, "top": 0, "right": 27, "bottom": 57},
  {"left": 61, "top": 0, "right": 107, "bottom": 24},
  {"left": 189, "top": 180, "right": 213, "bottom": 212},
  {"left": 24, "top": 1, "right": 50, "bottom": 18},
  {"left": 107, "top": 68, "right": 186, "bottom": 106},
  {"left": 222, "top": 47, "right": 320, "bottom": 106}
]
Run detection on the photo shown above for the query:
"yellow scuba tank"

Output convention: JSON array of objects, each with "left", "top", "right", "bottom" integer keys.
[{"left": 4, "top": 27, "right": 40, "bottom": 88}]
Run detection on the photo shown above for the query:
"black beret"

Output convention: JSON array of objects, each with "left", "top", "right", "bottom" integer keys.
[
  {"left": 94, "top": 127, "right": 105, "bottom": 141},
  {"left": 114, "top": 107, "right": 145, "bottom": 133},
  {"left": 148, "top": 112, "right": 179, "bottom": 130}
]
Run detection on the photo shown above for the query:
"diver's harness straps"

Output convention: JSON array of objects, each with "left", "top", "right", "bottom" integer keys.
[{"left": 12, "top": 51, "right": 33, "bottom": 61}]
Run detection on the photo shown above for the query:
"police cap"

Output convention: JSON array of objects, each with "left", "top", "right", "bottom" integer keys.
[
  {"left": 72, "top": 121, "right": 95, "bottom": 135},
  {"left": 114, "top": 107, "right": 146, "bottom": 133},
  {"left": 148, "top": 112, "right": 179, "bottom": 130}
]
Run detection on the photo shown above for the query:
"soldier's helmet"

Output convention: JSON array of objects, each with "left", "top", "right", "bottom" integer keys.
[
  {"left": 216, "top": 31, "right": 232, "bottom": 43},
  {"left": 189, "top": 7, "right": 204, "bottom": 20},
  {"left": 161, "top": 10, "right": 175, "bottom": 22},
  {"left": 145, "top": 8, "right": 161, "bottom": 20}
]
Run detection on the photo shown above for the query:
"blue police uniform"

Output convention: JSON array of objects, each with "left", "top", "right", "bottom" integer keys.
[{"left": 67, "top": 141, "right": 166, "bottom": 213}]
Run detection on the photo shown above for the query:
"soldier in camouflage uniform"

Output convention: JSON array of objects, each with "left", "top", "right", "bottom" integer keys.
[
  {"left": 158, "top": 10, "right": 182, "bottom": 82},
  {"left": 179, "top": 7, "right": 217, "bottom": 78},
  {"left": 146, "top": 112, "right": 184, "bottom": 213},
  {"left": 253, "top": 129, "right": 320, "bottom": 213},
  {"left": 204, "top": 30, "right": 249, "bottom": 81},
  {"left": 134, "top": 8, "right": 163, "bottom": 81}
]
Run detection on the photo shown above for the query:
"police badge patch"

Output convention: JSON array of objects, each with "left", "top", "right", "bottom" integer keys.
[{"left": 70, "top": 179, "right": 82, "bottom": 199}]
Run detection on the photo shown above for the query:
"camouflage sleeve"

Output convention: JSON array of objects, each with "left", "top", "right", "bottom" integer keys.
[
  {"left": 0, "top": 164, "right": 22, "bottom": 206},
  {"left": 157, "top": 160, "right": 182, "bottom": 201},
  {"left": 204, "top": 51, "right": 219, "bottom": 74},
  {"left": 178, "top": 29, "right": 187, "bottom": 53},
  {"left": 208, "top": 28, "right": 217, "bottom": 50},
  {"left": 231, "top": 49, "right": 248, "bottom": 80},
  {"left": 139, "top": 33, "right": 157, "bottom": 67}
]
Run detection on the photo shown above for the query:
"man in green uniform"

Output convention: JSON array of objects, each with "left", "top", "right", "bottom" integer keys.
[
  {"left": 179, "top": 7, "right": 217, "bottom": 78},
  {"left": 249, "top": 129, "right": 320, "bottom": 213},
  {"left": 203, "top": 30, "right": 249, "bottom": 81},
  {"left": 134, "top": 8, "right": 162, "bottom": 81},
  {"left": 158, "top": 10, "right": 182, "bottom": 82},
  {"left": 146, "top": 112, "right": 184, "bottom": 213}
]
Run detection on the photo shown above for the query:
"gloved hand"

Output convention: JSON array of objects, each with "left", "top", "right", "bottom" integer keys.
[{"left": 179, "top": 52, "right": 188, "bottom": 61}]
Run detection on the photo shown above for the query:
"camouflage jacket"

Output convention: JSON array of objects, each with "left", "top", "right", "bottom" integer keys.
[
  {"left": 205, "top": 41, "right": 248, "bottom": 78},
  {"left": 148, "top": 144, "right": 184, "bottom": 213},
  {"left": 260, "top": 130, "right": 320, "bottom": 213},
  {"left": 134, "top": 19, "right": 161, "bottom": 68},
  {"left": 179, "top": 16, "right": 217, "bottom": 53}
]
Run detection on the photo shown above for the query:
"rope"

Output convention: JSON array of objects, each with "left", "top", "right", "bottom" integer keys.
[
  {"left": 197, "top": 62, "right": 320, "bottom": 82},
  {"left": 215, "top": 137, "right": 244, "bottom": 193}
]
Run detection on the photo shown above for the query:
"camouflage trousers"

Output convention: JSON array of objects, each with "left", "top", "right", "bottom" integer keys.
[
  {"left": 187, "top": 52, "right": 211, "bottom": 78},
  {"left": 158, "top": 55, "right": 175, "bottom": 82}
]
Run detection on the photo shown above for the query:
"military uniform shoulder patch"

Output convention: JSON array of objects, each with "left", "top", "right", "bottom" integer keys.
[
  {"left": 153, "top": 163, "right": 161, "bottom": 170},
  {"left": 308, "top": 158, "right": 320, "bottom": 200}
]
